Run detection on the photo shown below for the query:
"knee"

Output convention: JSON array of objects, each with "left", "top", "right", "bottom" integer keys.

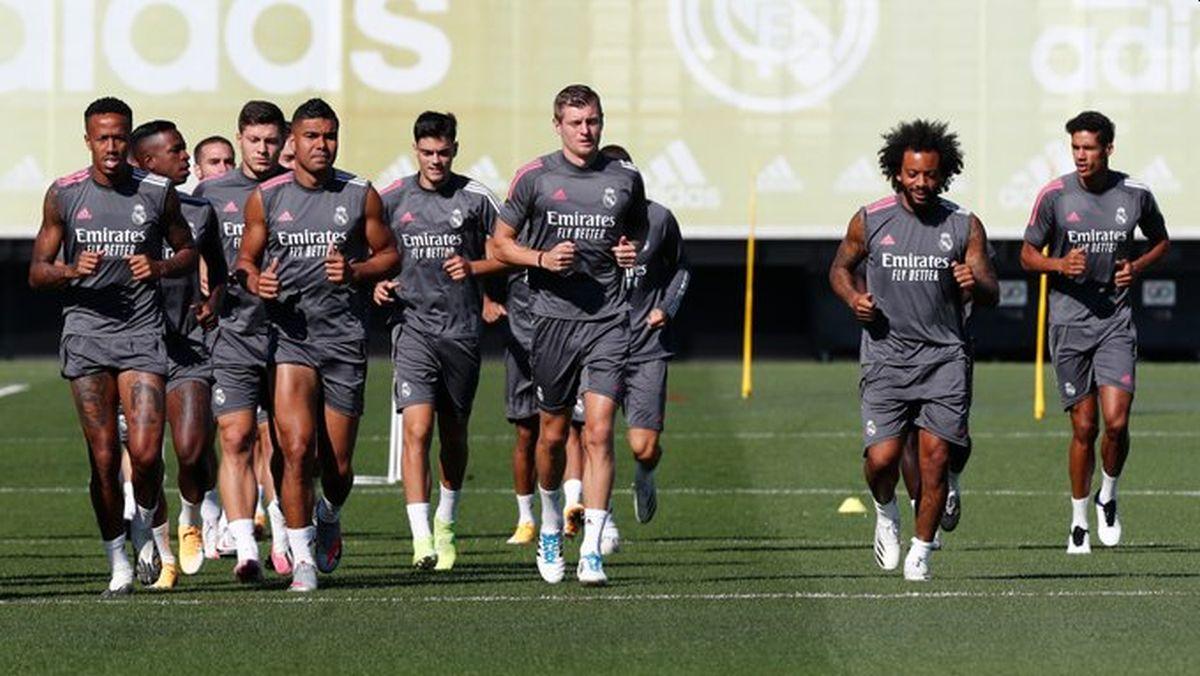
[
  {"left": 539, "top": 425, "right": 568, "bottom": 451},
  {"left": 1103, "top": 416, "right": 1129, "bottom": 441},
  {"left": 629, "top": 434, "right": 659, "bottom": 462},
  {"left": 1072, "top": 419, "right": 1099, "bottom": 445},
  {"left": 219, "top": 425, "right": 256, "bottom": 459}
]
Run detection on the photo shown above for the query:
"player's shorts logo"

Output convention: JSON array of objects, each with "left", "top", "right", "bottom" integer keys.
[
  {"left": 450, "top": 208, "right": 464, "bottom": 229},
  {"left": 400, "top": 382, "right": 412, "bottom": 399},
  {"left": 603, "top": 187, "right": 617, "bottom": 209},
  {"left": 131, "top": 204, "right": 147, "bottom": 226},
  {"left": 865, "top": 419, "right": 876, "bottom": 437},
  {"left": 1064, "top": 382, "right": 1076, "bottom": 397},
  {"left": 536, "top": 386, "right": 544, "bottom": 402},
  {"left": 213, "top": 387, "right": 226, "bottom": 406},
  {"left": 1115, "top": 207, "right": 1127, "bottom": 225},
  {"left": 939, "top": 232, "right": 953, "bottom": 252},
  {"left": 668, "top": 0, "right": 879, "bottom": 113},
  {"left": 334, "top": 205, "right": 349, "bottom": 226}
]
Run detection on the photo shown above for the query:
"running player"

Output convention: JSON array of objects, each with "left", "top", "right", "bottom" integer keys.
[
  {"left": 495, "top": 260, "right": 541, "bottom": 545},
  {"left": 192, "top": 101, "right": 288, "bottom": 581},
  {"left": 129, "top": 120, "right": 227, "bottom": 585},
  {"left": 492, "top": 84, "right": 643, "bottom": 586},
  {"left": 374, "top": 111, "right": 505, "bottom": 570},
  {"left": 192, "top": 136, "right": 235, "bottom": 182},
  {"left": 1020, "top": 111, "right": 1170, "bottom": 554},
  {"left": 237, "top": 98, "right": 400, "bottom": 592},
  {"left": 29, "top": 97, "right": 198, "bottom": 596},
  {"left": 828, "top": 119, "right": 998, "bottom": 581}
]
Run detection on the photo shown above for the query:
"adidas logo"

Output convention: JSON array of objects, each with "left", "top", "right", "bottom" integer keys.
[
  {"left": 643, "top": 140, "right": 720, "bottom": 209},
  {"left": 756, "top": 155, "right": 804, "bottom": 194},
  {"left": 551, "top": 188, "right": 567, "bottom": 201},
  {"left": 0, "top": 155, "right": 44, "bottom": 192},
  {"left": 401, "top": 211, "right": 415, "bottom": 223},
  {"left": 1139, "top": 156, "right": 1180, "bottom": 194},
  {"left": 278, "top": 210, "right": 294, "bottom": 222},
  {"left": 223, "top": 200, "right": 239, "bottom": 213},
  {"left": 998, "top": 139, "right": 1073, "bottom": 210},
  {"left": 76, "top": 207, "right": 93, "bottom": 220},
  {"left": 834, "top": 156, "right": 885, "bottom": 194},
  {"left": 880, "top": 233, "right": 896, "bottom": 246},
  {"left": 1067, "top": 211, "right": 1082, "bottom": 223},
  {"left": 466, "top": 156, "right": 508, "bottom": 194},
  {"left": 376, "top": 154, "right": 417, "bottom": 187}
]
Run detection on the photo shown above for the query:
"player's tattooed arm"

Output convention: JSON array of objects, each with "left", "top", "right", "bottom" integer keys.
[
  {"left": 138, "top": 189, "right": 197, "bottom": 281},
  {"left": 959, "top": 215, "right": 999, "bottom": 307},
  {"left": 29, "top": 185, "right": 97, "bottom": 289},
  {"left": 828, "top": 210, "right": 876, "bottom": 322},
  {"left": 236, "top": 188, "right": 274, "bottom": 298},
  {"left": 349, "top": 188, "right": 402, "bottom": 285}
]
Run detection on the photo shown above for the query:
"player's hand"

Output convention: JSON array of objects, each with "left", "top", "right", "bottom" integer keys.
[
  {"left": 647, "top": 308, "right": 667, "bottom": 329},
  {"left": 125, "top": 253, "right": 157, "bottom": 282},
  {"left": 73, "top": 249, "right": 104, "bottom": 278},
  {"left": 1059, "top": 247, "right": 1087, "bottom": 276},
  {"left": 482, "top": 296, "right": 507, "bottom": 324},
  {"left": 1114, "top": 259, "right": 1137, "bottom": 288},
  {"left": 373, "top": 279, "right": 398, "bottom": 305},
  {"left": 192, "top": 300, "right": 218, "bottom": 331},
  {"left": 613, "top": 236, "right": 637, "bottom": 268},
  {"left": 952, "top": 262, "right": 975, "bottom": 294},
  {"left": 257, "top": 258, "right": 280, "bottom": 300},
  {"left": 324, "top": 242, "right": 351, "bottom": 285},
  {"left": 443, "top": 254, "right": 471, "bottom": 281},
  {"left": 852, "top": 292, "right": 878, "bottom": 323},
  {"left": 542, "top": 241, "right": 575, "bottom": 273}
]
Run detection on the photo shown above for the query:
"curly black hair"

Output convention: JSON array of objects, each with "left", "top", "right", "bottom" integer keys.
[{"left": 877, "top": 119, "right": 963, "bottom": 193}]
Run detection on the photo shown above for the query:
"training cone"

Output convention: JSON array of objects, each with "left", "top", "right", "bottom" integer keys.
[{"left": 837, "top": 497, "right": 867, "bottom": 515}]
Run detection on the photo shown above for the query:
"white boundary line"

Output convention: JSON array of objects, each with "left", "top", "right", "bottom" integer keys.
[
  {"left": 0, "top": 383, "right": 29, "bottom": 398},
  {"left": 1, "top": 589, "right": 1195, "bottom": 607}
]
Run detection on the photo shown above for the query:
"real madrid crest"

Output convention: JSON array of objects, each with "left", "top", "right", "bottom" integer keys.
[
  {"left": 603, "top": 187, "right": 617, "bottom": 209},
  {"left": 938, "top": 231, "right": 953, "bottom": 252},
  {"left": 334, "top": 205, "right": 349, "bottom": 226},
  {"left": 450, "top": 208, "right": 464, "bottom": 229},
  {"left": 131, "top": 203, "right": 146, "bottom": 226}
]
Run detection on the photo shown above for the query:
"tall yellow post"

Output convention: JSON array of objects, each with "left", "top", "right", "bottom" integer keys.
[
  {"left": 1034, "top": 246, "right": 1050, "bottom": 420},
  {"left": 740, "top": 179, "right": 757, "bottom": 399}
]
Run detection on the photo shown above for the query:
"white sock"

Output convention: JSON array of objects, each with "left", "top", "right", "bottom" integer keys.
[
  {"left": 407, "top": 503, "right": 432, "bottom": 540},
  {"left": 122, "top": 481, "right": 135, "bottom": 521},
  {"left": 435, "top": 485, "right": 459, "bottom": 524},
  {"left": 539, "top": 487, "right": 563, "bottom": 534},
  {"left": 228, "top": 518, "right": 258, "bottom": 562},
  {"left": 1071, "top": 497, "right": 1089, "bottom": 529},
  {"left": 580, "top": 508, "right": 609, "bottom": 557},
  {"left": 287, "top": 526, "right": 316, "bottom": 567},
  {"left": 256, "top": 485, "right": 266, "bottom": 515},
  {"left": 104, "top": 535, "right": 134, "bottom": 590},
  {"left": 874, "top": 497, "right": 900, "bottom": 524},
  {"left": 909, "top": 537, "right": 932, "bottom": 558},
  {"left": 317, "top": 496, "right": 341, "bottom": 524},
  {"left": 152, "top": 522, "right": 176, "bottom": 565},
  {"left": 515, "top": 493, "right": 536, "bottom": 525},
  {"left": 948, "top": 470, "right": 962, "bottom": 494},
  {"left": 201, "top": 490, "right": 221, "bottom": 526},
  {"left": 563, "top": 479, "right": 583, "bottom": 506},
  {"left": 179, "top": 496, "right": 201, "bottom": 528},
  {"left": 909, "top": 498, "right": 917, "bottom": 518},
  {"left": 267, "top": 500, "right": 288, "bottom": 552},
  {"left": 1099, "top": 471, "right": 1119, "bottom": 503}
]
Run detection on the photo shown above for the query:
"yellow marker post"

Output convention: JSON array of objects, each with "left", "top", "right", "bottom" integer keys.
[
  {"left": 740, "top": 179, "right": 757, "bottom": 399},
  {"left": 1034, "top": 246, "right": 1050, "bottom": 420}
]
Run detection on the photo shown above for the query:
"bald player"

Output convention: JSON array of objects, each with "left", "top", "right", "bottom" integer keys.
[{"left": 29, "top": 97, "right": 197, "bottom": 596}]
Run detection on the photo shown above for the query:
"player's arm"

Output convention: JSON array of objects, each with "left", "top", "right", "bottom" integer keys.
[
  {"left": 1116, "top": 192, "right": 1170, "bottom": 288},
  {"left": 195, "top": 208, "right": 226, "bottom": 329},
  {"left": 349, "top": 187, "right": 401, "bottom": 284},
  {"left": 492, "top": 219, "right": 575, "bottom": 272},
  {"left": 235, "top": 188, "right": 274, "bottom": 298},
  {"left": 828, "top": 210, "right": 876, "bottom": 322},
  {"left": 29, "top": 185, "right": 94, "bottom": 289},
  {"left": 466, "top": 238, "right": 512, "bottom": 277},
  {"left": 146, "top": 189, "right": 198, "bottom": 280},
  {"left": 1019, "top": 190, "right": 1084, "bottom": 276},
  {"left": 650, "top": 213, "right": 690, "bottom": 328},
  {"left": 956, "top": 215, "right": 999, "bottom": 307},
  {"left": 614, "top": 174, "right": 650, "bottom": 268}
]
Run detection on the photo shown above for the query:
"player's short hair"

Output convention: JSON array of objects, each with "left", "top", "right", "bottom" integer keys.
[
  {"left": 129, "top": 120, "right": 178, "bottom": 157},
  {"left": 194, "top": 135, "right": 234, "bottom": 162},
  {"left": 292, "top": 98, "right": 339, "bottom": 127},
  {"left": 237, "top": 100, "right": 286, "bottom": 134},
  {"left": 413, "top": 111, "right": 457, "bottom": 143},
  {"left": 1065, "top": 110, "right": 1115, "bottom": 146},
  {"left": 84, "top": 97, "right": 132, "bottom": 125},
  {"left": 877, "top": 119, "right": 964, "bottom": 193},
  {"left": 599, "top": 144, "right": 632, "bottom": 162},
  {"left": 553, "top": 84, "right": 602, "bottom": 121}
]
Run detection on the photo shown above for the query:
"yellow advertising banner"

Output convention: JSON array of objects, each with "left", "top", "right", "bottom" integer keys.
[{"left": 0, "top": 0, "right": 1195, "bottom": 238}]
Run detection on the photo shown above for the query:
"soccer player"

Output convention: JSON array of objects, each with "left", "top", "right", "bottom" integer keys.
[
  {"left": 129, "top": 120, "right": 228, "bottom": 585},
  {"left": 492, "top": 84, "right": 643, "bottom": 586},
  {"left": 237, "top": 98, "right": 400, "bottom": 592},
  {"left": 374, "top": 111, "right": 505, "bottom": 570},
  {"left": 192, "top": 136, "right": 235, "bottom": 182},
  {"left": 1020, "top": 111, "right": 1170, "bottom": 554},
  {"left": 828, "top": 119, "right": 997, "bottom": 581},
  {"left": 494, "top": 265, "right": 541, "bottom": 545},
  {"left": 28, "top": 97, "right": 197, "bottom": 597},
  {"left": 192, "top": 101, "right": 288, "bottom": 581}
]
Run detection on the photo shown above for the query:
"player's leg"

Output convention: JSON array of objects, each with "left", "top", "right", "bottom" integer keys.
[
  {"left": 904, "top": 430, "right": 950, "bottom": 581},
  {"left": 1067, "top": 395, "right": 1099, "bottom": 553},
  {"left": 165, "top": 381, "right": 213, "bottom": 578},
  {"left": 863, "top": 436, "right": 905, "bottom": 571},
  {"left": 562, "top": 419, "right": 585, "bottom": 538},
  {"left": 428, "top": 334, "right": 481, "bottom": 571},
  {"left": 534, "top": 408, "right": 571, "bottom": 583},
  {"left": 626, "top": 359, "right": 669, "bottom": 526},
  {"left": 273, "top": 363, "right": 321, "bottom": 590},
  {"left": 117, "top": 370, "right": 168, "bottom": 587},
  {"left": 216, "top": 407, "right": 262, "bottom": 577},
  {"left": 942, "top": 438, "right": 970, "bottom": 532},
  {"left": 899, "top": 429, "right": 941, "bottom": 549},
  {"left": 311, "top": 345, "right": 368, "bottom": 577},
  {"left": 401, "top": 403, "right": 438, "bottom": 569},
  {"left": 1095, "top": 385, "right": 1132, "bottom": 546},
  {"left": 70, "top": 372, "right": 134, "bottom": 595},
  {"left": 507, "top": 416, "right": 539, "bottom": 544}
]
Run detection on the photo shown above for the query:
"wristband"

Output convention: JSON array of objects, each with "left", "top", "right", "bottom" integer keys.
[{"left": 537, "top": 251, "right": 544, "bottom": 269}]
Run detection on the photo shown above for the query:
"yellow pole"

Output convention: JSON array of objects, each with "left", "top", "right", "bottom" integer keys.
[
  {"left": 740, "top": 179, "right": 757, "bottom": 399},
  {"left": 1034, "top": 246, "right": 1049, "bottom": 420}
]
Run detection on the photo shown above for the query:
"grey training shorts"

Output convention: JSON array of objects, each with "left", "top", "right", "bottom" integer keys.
[
  {"left": 1049, "top": 314, "right": 1137, "bottom": 410},
  {"left": 273, "top": 334, "right": 367, "bottom": 417},
  {"left": 210, "top": 328, "right": 270, "bottom": 418},
  {"left": 391, "top": 324, "right": 480, "bottom": 418},
  {"left": 530, "top": 314, "right": 628, "bottom": 412},
  {"left": 60, "top": 332, "right": 167, "bottom": 380},
  {"left": 860, "top": 357, "right": 971, "bottom": 449}
]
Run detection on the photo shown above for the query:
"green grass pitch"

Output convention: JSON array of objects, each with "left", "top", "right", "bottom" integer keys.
[{"left": 1, "top": 358, "right": 1198, "bottom": 674}]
